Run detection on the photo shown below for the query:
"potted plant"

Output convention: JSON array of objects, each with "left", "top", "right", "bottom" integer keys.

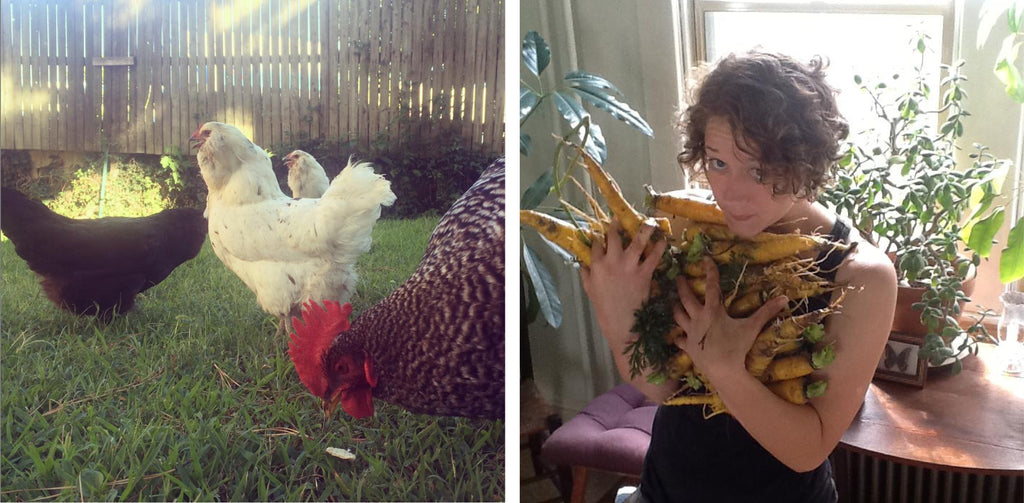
[
  {"left": 519, "top": 30, "right": 653, "bottom": 331},
  {"left": 819, "top": 35, "right": 1024, "bottom": 373}
]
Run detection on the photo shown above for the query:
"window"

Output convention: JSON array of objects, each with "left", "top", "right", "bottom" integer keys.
[{"left": 688, "top": 1, "right": 954, "bottom": 145}]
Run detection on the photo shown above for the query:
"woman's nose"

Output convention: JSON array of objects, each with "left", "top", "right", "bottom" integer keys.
[{"left": 718, "top": 168, "right": 761, "bottom": 202}]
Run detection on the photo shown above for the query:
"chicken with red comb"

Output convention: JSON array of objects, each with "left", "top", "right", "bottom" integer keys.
[{"left": 287, "top": 159, "right": 505, "bottom": 420}]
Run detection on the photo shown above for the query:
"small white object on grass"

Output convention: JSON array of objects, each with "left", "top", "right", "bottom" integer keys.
[{"left": 326, "top": 447, "right": 356, "bottom": 460}]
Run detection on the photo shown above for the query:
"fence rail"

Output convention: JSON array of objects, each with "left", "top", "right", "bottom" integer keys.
[{"left": 0, "top": 0, "right": 504, "bottom": 155}]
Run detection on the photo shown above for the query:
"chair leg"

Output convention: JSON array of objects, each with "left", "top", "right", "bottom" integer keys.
[{"left": 570, "top": 466, "right": 589, "bottom": 503}]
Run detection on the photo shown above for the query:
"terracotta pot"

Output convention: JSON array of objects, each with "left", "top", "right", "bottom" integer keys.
[{"left": 890, "top": 265, "right": 977, "bottom": 337}]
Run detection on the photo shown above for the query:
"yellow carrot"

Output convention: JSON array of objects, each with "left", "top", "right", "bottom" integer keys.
[
  {"left": 570, "top": 145, "right": 648, "bottom": 238},
  {"left": 645, "top": 186, "right": 727, "bottom": 225},
  {"left": 746, "top": 309, "right": 832, "bottom": 378},
  {"left": 683, "top": 222, "right": 816, "bottom": 245},
  {"left": 666, "top": 350, "right": 694, "bottom": 379},
  {"left": 766, "top": 378, "right": 821, "bottom": 405},
  {"left": 570, "top": 176, "right": 611, "bottom": 230},
  {"left": 762, "top": 354, "right": 815, "bottom": 382},
  {"left": 707, "top": 237, "right": 842, "bottom": 265},
  {"left": 519, "top": 209, "right": 594, "bottom": 266},
  {"left": 664, "top": 393, "right": 719, "bottom": 406},
  {"left": 727, "top": 289, "right": 766, "bottom": 317}
]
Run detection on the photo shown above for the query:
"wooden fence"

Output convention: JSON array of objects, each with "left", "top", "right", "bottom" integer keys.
[{"left": 0, "top": 0, "right": 504, "bottom": 156}]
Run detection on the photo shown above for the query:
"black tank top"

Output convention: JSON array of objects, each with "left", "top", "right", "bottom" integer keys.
[{"left": 638, "top": 218, "right": 853, "bottom": 503}]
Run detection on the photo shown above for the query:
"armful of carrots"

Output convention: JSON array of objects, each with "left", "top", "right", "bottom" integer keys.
[{"left": 521, "top": 145, "right": 853, "bottom": 419}]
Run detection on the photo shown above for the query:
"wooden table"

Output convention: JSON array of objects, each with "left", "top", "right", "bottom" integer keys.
[{"left": 832, "top": 342, "right": 1024, "bottom": 502}]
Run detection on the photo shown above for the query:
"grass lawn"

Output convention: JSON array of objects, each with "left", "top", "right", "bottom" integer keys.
[{"left": 0, "top": 216, "right": 505, "bottom": 501}]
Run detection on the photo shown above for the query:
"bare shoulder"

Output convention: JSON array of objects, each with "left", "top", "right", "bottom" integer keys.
[
  {"left": 827, "top": 233, "right": 898, "bottom": 348},
  {"left": 835, "top": 234, "right": 897, "bottom": 295}
]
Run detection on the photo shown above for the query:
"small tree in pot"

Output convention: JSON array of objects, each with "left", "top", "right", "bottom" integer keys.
[{"left": 819, "top": 35, "right": 1024, "bottom": 373}]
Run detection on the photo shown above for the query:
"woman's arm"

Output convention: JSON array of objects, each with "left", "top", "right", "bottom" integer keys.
[
  {"left": 580, "top": 220, "right": 679, "bottom": 403},
  {"left": 673, "top": 239, "right": 897, "bottom": 472}
]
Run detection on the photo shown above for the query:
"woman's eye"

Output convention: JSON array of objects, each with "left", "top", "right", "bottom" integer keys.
[{"left": 708, "top": 158, "right": 728, "bottom": 171}]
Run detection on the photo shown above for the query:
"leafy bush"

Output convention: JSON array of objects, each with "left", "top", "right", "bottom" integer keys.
[
  {"left": 1, "top": 151, "right": 206, "bottom": 218},
  {"left": 270, "top": 120, "right": 500, "bottom": 218},
  {"left": 3, "top": 120, "right": 498, "bottom": 219}
]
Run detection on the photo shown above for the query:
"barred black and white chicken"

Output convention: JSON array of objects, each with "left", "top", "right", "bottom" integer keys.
[{"left": 288, "top": 158, "right": 505, "bottom": 420}]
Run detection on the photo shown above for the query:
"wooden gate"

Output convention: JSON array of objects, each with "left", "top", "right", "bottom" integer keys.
[{"left": 0, "top": 0, "right": 504, "bottom": 155}]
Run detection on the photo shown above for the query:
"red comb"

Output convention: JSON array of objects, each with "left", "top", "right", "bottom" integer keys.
[{"left": 287, "top": 300, "right": 354, "bottom": 398}]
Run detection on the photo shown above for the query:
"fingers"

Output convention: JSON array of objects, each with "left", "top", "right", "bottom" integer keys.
[
  {"left": 626, "top": 221, "right": 656, "bottom": 257},
  {"left": 640, "top": 238, "right": 668, "bottom": 275},
  {"left": 672, "top": 301, "right": 692, "bottom": 335},
  {"left": 750, "top": 295, "right": 790, "bottom": 331},
  {"left": 675, "top": 275, "right": 703, "bottom": 318},
  {"left": 590, "top": 231, "right": 607, "bottom": 262}
]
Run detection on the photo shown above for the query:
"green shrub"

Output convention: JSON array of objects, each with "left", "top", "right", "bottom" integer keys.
[
  {"left": 3, "top": 120, "right": 499, "bottom": 219},
  {"left": 1, "top": 151, "right": 206, "bottom": 218},
  {"left": 270, "top": 120, "right": 500, "bottom": 218}
]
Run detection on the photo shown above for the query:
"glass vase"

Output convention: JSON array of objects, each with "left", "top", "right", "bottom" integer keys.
[{"left": 997, "top": 291, "right": 1024, "bottom": 377}]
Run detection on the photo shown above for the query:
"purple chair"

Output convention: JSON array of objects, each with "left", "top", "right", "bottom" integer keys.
[{"left": 540, "top": 384, "right": 658, "bottom": 503}]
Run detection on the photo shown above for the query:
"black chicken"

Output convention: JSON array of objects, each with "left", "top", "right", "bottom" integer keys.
[
  {"left": 0, "top": 187, "right": 207, "bottom": 318},
  {"left": 288, "top": 158, "right": 504, "bottom": 420}
]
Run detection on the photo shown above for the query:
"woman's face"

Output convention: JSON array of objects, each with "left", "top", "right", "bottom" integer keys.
[{"left": 703, "top": 115, "right": 798, "bottom": 238}]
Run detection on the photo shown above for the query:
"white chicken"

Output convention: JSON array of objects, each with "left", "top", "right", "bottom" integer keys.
[
  {"left": 284, "top": 150, "right": 330, "bottom": 199},
  {"left": 191, "top": 122, "right": 397, "bottom": 334}
]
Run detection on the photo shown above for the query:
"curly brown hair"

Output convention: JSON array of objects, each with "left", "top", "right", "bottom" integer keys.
[{"left": 677, "top": 51, "right": 849, "bottom": 199}]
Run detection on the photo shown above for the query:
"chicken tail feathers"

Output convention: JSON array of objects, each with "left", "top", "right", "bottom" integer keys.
[
  {"left": 310, "top": 159, "right": 396, "bottom": 261},
  {"left": 1, "top": 187, "right": 66, "bottom": 243},
  {"left": 322, "top": 158, "right": 397, "bottom": 209}
]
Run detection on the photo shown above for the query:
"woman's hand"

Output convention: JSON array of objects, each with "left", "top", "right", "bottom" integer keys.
[
  {"left": 580, "top": 220, "right": 667, "bottom": 347},
  {"left": 672, "top": 256, "right": 788, "bottom": 382}
]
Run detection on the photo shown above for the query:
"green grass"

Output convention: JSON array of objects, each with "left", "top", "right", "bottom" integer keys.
[{"left": 0, "top": 216, "right": 504, "bottom": 501}]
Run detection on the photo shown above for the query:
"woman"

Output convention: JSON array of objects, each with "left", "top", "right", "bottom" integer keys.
[{"left": 581, "top": 51, "right": 898, "bottom": 502}]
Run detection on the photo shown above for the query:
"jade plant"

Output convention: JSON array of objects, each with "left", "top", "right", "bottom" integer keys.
[{"left": 819, "top": 35, "right": 1024, "bottom": 372}]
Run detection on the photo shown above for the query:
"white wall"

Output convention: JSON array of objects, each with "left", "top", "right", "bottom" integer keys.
[{"left": 519, "top": 0, "right": 1024, "bottom": 416}]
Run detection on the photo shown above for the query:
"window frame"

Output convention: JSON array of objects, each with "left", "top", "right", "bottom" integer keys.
[{"left": 685, "top": 1, "right": 957, "bottom": 75}]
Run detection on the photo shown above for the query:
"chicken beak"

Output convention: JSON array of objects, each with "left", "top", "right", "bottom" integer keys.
[
  {"left": 322, "top": 386, "right": 344, "bottom": 419},
  {"left": 322, "top": 395, "right": 340, "bottom": 419}
]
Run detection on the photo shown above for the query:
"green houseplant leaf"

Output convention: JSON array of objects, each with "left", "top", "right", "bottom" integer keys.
[
  {"left": 522, "top": 241, "right": 562, "bottom": 328},
  {"left": 522, "top": 30, "right": 550, "bottom": 77},
  {"left": 966, "top": 207, "right": 1004, "bottom": 257},
  {"left": 521, "top": 170, "right": 555, "bottom": 211},
  {"left": 1001, "top": 219, "right": 1024, "bottom": 283},
  {"left": 552, "top": 90, "right": 608, "bottom": 163},
  {"left": 566, "top": 71, "right": 655, "bottom": 137}
]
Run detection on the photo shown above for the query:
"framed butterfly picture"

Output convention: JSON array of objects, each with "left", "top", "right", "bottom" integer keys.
[{"left": 874, "top": 332, "right": 928, "bottom": 387}]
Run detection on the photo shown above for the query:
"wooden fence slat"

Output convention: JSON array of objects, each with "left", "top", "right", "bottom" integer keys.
[
  {"left": 0, "top": 0, "right": 8, "bottom": 148},
  {"left": 491, "top": 0, "right": 504, "bottom": 152},
  {"left": 464, "top": 0, "right": 480, "bottom": 146},
  {"left": 170, "top": 0, "right": 182, "bottom": 153},
  {"left": 29, "top": 0, "right": 43, "bottom": 150},
  {"left": 344, "top": 0, "right": 359, "bottom": 142},
  {"left": 321, "top": 0, "right": 334, "bottom": 139},
  {"left": 231, "top": 1, "right": 244, "bottom": 138},
  {"left": 44, "top": 3, "right": 57, "bottom": 152}
]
